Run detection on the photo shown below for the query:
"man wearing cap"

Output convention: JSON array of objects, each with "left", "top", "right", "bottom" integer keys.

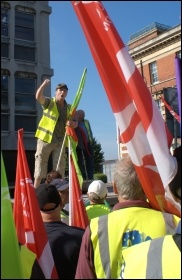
[
  {"left": 51, "top": 178, "right": 70, "bottom": 225},
  {"left": 35, "top": 183, "right": 84, "bottom": 279},
  {"left": 85, "top": 180, "right": 111, "bottom": 220},
  {"left": 34, "top": 79, "right": 78, "bottom": 188}
]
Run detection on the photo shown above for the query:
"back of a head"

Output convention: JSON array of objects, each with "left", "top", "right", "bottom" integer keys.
[
  {"left": 77, "top": 110, "right": 85, "bottom": 121},
  {"left": 35, "top": 183, "right": 61, "bottom": 212},
  {"left": 113, "top": 155, "right": 146, "bottom": 200},
  {"left": 88, "top": 180, "right": 108, "bottom": 203},
  {"left": 169, "top": 146, "right": 181, "bottom": 202},
  {"left": 46, "top": 170, "right": 62, "bottom": 184}
]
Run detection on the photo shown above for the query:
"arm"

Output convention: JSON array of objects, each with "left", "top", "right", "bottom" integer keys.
[
  {"left": 75, "top": 226, "right": 97, "bottom": 279},
  {"left": 36, "top": 79, "right": 50, "bottom": 105}
]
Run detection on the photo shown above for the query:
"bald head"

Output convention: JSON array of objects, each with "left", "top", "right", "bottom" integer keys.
[{"left": 76, "top": 110, "right": 85, "bottom": 121}]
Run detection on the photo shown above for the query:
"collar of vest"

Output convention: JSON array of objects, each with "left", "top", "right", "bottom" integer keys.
[{"left": 112, "top": 200, "right": 151, "bottom": 211}]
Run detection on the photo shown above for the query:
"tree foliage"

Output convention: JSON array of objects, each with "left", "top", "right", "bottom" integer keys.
[{"left": 92, "top": 137, "right": 104, "bottom": 173}]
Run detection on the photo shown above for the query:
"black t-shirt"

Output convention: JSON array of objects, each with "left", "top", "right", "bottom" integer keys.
[{"left": 44, "top": 221, "right": 84, "bottom": 279}]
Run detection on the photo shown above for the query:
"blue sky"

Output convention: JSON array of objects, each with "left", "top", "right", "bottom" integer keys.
[{"left": 49, "top": 1, "right": 181, "bottom": 160}]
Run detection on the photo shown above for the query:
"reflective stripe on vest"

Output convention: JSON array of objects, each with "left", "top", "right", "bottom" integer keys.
[
  {"left": 122, "top": 235, "right": 180, "bottom": 279},
  {"left": 35, "top": 99, "right": 71, "bottom": 143},
  {"left": 146, "top": 238, "right": 163, "bottom": 278},
  {"left": 89, "top": 207, "right": 179, "bottom": 279},
  {"left": 146, "top": 235, "right": 180, "bottom": 279},
  {"left": 162, "top": 212, "right": 176, "bottom": 234}
]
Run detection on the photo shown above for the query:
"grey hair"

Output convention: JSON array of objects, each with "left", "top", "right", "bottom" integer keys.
[
  {"left": 113, "top": 155, "right": 146, "bottom": 200},
  {"left": 88, "top": 192, "right": 105, "bottom": 204}
]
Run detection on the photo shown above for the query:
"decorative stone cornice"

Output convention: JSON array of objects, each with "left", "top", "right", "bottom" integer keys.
[{"left": 128, "top": 26, "right": 181, "bottom": 60}]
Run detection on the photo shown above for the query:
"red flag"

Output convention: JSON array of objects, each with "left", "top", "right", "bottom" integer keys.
[
  {"left": 13, "top": 129, "right": 58, "bottom": 279},
  {"left": 72, "top": 1, "right": 180, "bottom": 216},
  {"left": 66, "top": 126, "right": 89, "bottom": 228}
]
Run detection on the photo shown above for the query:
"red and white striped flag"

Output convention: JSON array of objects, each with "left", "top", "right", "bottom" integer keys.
[
  {"left": 13, "top": 129, "right": 58, "bottom": 279},
  {"left": 72, "top": 1, "right": 180, "bottom": 216}
]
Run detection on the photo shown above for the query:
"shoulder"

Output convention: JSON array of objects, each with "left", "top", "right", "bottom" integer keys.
[
  {"left": 66, "top": 226, "right": 85, "bottom": 240},
  {"left": 66, "top": 102, "right": 72, "bottom": 108},
  {"left": 69, "top": 225, "right": 85, "bottom": 234},
  {"left": 42, "top": 97, "right": 51, "bottom": 109}
]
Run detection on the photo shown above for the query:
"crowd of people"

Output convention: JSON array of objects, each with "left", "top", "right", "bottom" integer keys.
[
  {"left": 9, "top": 80, "right": 180, "bottom": 279},
  {"left": 28, "top": 146, "right": 181, "bottom": 279}
]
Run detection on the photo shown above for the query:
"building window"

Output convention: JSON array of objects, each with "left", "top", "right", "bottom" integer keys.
[
  {"left": 15, "top": 72, "right": 37, "bottom": 132},
  {"left": 15, "top": 115, "right": 37, "bottom": 132},
  {"left": 1, "top": 70, "right": 10, "bottom": 131},
  {"left": 155, "top": 99, "right": 162, "bottom": 113},
  {"left": 1, "top": 42, "right": 9, "bottom": 58},
  {"left": 14, "top": 8, "right": 35, "bottom": 62},
  {"left": 15, "top": 10, "right": 34, "bottom": 41},
  {"left": 14, "top": 45, "right": 35, "bottom": 62},
  {"left": 1, "top": 7, "right": 9, "bottom": 37},
  {"left": 149, "top": 61, "right": 159, "bottom": 84}
]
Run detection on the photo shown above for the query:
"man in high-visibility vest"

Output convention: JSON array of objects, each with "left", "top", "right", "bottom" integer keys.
[
  {"left": 34, "top": 80, "right": 78, "bottom": 188},
  {"left": 75, "top": 155, "right": 180, "bottom": 279},
  {"left": 85, "top": 180, "right": 111, "bottom": 220},
  {"left": 121, "top": 146, "right": 181, "bottom": 279}
]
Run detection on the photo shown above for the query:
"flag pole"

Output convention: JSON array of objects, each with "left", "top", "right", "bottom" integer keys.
[
  {"left": 68, "top": 137, "right": 72, "bottom": 225},
  {"left": 56, "top": 133, "right": 67, "bottom": 171},
  {"left": 56, "top": 68, "right": 87, "bottom": 172}
]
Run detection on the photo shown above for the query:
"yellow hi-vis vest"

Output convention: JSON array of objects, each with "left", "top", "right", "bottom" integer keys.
[
  {"left": 89, "top": 207, "right": 180, "bottom": 279},
  {"left": 122, "top": 235, "right": 181, "bottom": 279},
  {"left": 35, "top": 98, "right": 71, "bottom": 143},
  {"left": 86, "top": 204, "right": 111, "bottom": 220}
]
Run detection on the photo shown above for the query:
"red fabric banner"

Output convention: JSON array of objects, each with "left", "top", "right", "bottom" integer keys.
[
  {"left": 71, "top": 1, "right": 180, "bottom": 216},
  {"left": 70, "top": 154, "right": 89, "bottom": 228},
  {"left": 13, "top": 129, "right": 58, "bottom": 279}
]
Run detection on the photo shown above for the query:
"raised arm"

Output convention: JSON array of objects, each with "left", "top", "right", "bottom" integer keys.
[{"left": 36, "top": 79, "right": 50, "bottom": 105}]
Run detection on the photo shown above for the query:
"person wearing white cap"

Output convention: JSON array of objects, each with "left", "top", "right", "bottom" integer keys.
[
  {"left": 86, "top": 180, "right": 111, "bottom": 220},
  {"left": 51, "top": 178, "right": 69, "bottom": 225}
]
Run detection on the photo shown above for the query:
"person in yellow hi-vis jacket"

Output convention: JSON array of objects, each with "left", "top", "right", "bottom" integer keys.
[
  {"left": 121, "top": 146, "right": 181, "bottom": 279},
  {"left": 85, "top": 180, "right": 111, "bottom": 220},
  {"left": 75, "top": 155, "right": 180, "bottom": 279},
  {"left": 34, "top": 80, "right": 78, "bottom": 188}
]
